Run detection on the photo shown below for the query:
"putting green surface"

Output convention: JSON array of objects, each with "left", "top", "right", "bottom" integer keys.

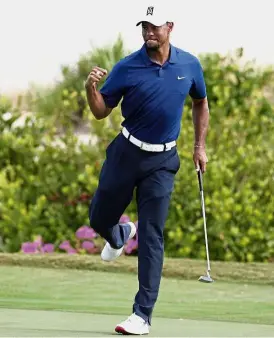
[
  {"left": 0, "top": 266, "right": 274, "bottom": 337},
  {"left": 1, "top": 308, "right": 274, "bottom": 337}
]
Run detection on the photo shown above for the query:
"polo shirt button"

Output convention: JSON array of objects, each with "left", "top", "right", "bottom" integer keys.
[{"left": 158, "top": 68, "right": 163, "bottom": 77}]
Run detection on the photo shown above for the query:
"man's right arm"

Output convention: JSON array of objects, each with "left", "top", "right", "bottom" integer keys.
[
  {"left": 84, "top": 66, "right": 112, "bottom": 120},
  {"left": 85, "top": 84, "right": 113, "bottom": 120}
]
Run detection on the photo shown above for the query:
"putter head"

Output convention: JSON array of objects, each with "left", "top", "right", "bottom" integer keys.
[{"left": 198, "top": 272, "right": 214, "bottom": 283}]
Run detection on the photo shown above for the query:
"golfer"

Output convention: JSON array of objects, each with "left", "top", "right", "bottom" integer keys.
[{"left": 85, "top": 5, "right": 209, "bottom": 335}]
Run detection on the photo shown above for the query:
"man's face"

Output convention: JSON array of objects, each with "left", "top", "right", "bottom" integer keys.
[{"left": 141, "top": 22, "right": 173, "bottom": 50}]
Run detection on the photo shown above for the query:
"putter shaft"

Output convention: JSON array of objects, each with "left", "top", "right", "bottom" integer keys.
[
  {"left": 197, "top": 169, "right": 211, "bottom": 274},
  {"left": 200, "top": 189, "right": 211, "bottom": 273}
]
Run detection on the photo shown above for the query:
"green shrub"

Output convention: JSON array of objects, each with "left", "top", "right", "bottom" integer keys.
[
  {"left": 165, "top": 49, "right": 274, "bottom": 262},
  {"left": 0, "top": 40, "right": 274, "bottom": 262},
  {"left": 0, "top": 105, "right": 100, "bottom": 252}
]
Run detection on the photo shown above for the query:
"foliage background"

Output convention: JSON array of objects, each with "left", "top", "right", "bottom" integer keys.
[{"left": 0, "top": 37, "right": 273, "bottom": 262}]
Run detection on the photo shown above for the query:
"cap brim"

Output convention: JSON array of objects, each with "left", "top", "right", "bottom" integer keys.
[{"left": 136, "top": 19, "right": 166, "bottom": 27}]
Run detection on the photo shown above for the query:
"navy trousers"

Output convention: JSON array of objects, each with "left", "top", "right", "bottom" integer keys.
[{"left": 89, "top": 132, "right": 180, "bottom": 324}]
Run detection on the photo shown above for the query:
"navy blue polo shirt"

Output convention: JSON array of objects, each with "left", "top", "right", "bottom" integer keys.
[{"left": 100, "top": 44, "right": 207, "bottom": 144}]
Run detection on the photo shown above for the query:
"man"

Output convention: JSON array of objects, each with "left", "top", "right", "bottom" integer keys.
[{"left": 85, "top": 5, "right": 209, "bottom": 335}]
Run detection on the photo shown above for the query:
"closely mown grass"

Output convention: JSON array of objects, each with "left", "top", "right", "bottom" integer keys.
[
  {"left": 0, "top": 253, "right": 273, "bottom": 284},
  {"left": 1, "top": 266, "right": 274, "bottom": 325}
]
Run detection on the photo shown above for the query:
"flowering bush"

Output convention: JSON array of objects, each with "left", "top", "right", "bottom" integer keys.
[
  {"left": 21, "top": 235, "right": 54, "bottom": 254},
  {"left": 20, "top": 215, "right": 138, "bottom": 256},
  {"left": 3, "top": 40, "right": 274, "bottom": 263}
]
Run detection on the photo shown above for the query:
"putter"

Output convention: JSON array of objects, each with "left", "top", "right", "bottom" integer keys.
[{"left": 196, "top": 168, "right": 214, "bottom": 283}]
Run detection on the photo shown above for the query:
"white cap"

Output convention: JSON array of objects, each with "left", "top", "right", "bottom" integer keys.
[{"left": 136, "top": 5, "right": 173, "bottom": 27}]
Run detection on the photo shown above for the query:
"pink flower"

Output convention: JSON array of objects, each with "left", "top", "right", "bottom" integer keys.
[
  {"left": 42, "top": 243, "right": 55, "bottom": 253},
  {"left": 21, "top": 242, "right": 39, "bottom": 254},
  {"left": 76, "top": 226, "right": 97, "bottom": 239},
  {"left": 120, "top": 214, "right": 130, "bottom": 224},
  {"left": 85, "top": 227, "right": 97, "bottom": 239},
  {"left": 75, "top": 226, "right": 87, "bottom": 239},
  {"left": 59, "top": 240, "right": 71, "bottom": 250},
  {"left": 67, "top": 248, "right": 77, "bottom": 254},
  {"left": 82, "top": 241, "right": 94, "bottom": 250},
  {"left": 124, "top": 239, "right": 138, "bottom": 254}
]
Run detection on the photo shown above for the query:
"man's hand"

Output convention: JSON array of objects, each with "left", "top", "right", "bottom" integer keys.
[
  {"left": 84, "top": 66, "right": 112, "bottom": 120},
  {"left": 85, "top": 66, "right": 108, "bottom": 90},
  {"left": 193, "top": 147, "right": 208, "bottom": 173}
]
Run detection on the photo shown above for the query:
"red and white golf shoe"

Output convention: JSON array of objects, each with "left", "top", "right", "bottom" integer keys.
[{"left": 115, "top": 313, "right": 150, "bottom": 335}]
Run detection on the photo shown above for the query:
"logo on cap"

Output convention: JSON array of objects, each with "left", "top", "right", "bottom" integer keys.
[{"left": 146, "top": 6, "right": 154, "bottom": 15}]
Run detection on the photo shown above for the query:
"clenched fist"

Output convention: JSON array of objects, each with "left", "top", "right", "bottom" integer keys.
[{"left": 85, "top": 66, "right": 108, "bottom": 90}]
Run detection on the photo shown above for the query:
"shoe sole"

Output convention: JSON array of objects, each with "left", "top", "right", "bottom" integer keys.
[
  {"left": 115, "top": 326, "right": 130, "bottom": 335},
  {"left": 115, "top": 325, "right": 149, "bottom": 335}
]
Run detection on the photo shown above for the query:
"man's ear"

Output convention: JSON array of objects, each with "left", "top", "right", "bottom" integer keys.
[{"left": 167, "top": 22, "right": 174, "bottom": 32}]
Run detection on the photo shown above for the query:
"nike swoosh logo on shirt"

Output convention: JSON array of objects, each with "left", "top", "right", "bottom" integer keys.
[{"left": 177, "top": 76, "right": 186, "bottom": 80}]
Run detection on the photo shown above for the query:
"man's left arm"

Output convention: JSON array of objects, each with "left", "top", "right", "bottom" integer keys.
[
  {"left": 189, "top": 58, "right": 210, "bottom": 173},
  {"left": 192, "top": 97, "right": 209, "bottom": 173}
]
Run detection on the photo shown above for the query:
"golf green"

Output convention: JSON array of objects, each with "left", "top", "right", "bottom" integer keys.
[
  {"left": 0, "top": 266, "right": 273, "bottom": 336},
  {"left": 0, "top": 308, "right": 274, "bottom": 337}
]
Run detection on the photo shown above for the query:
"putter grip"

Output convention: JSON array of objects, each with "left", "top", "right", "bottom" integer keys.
[{"left": 197, "top": 169, "right": 203, "bottom": 192}]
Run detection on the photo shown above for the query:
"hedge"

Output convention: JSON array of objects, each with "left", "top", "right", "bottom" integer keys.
[{"left": 0, "top": 38, "right": 274, "bottom": 262}]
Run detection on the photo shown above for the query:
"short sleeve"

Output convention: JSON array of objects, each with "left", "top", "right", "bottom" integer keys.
[
  {"left": 189, "top": 58, "right": 207, "bottom": 99},
  {"left": 99, "top": 62, "right": 126, "bottom": 108}
]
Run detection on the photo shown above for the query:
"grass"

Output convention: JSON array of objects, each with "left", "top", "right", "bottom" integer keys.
[
  {"left": 0, "top": 264, "right": 274, "bottom": 336},
  {"left": 0, "top": 253, "right": 274, "bottom": 284},
  {"left": 0, "top": 265, "right": 274, "bottom": 325},
  {"left": 1, "top": 308, "right": 274, "bottom": 337}
]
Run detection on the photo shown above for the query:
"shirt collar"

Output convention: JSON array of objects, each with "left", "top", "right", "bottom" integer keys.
[
  {"left": 168, "top": 44, "right": 178, "bottom": 64},
  {"left": 140, "top": 43, "right": 178, "bottom": 66}
]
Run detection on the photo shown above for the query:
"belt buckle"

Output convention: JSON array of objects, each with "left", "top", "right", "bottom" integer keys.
[{"left": 141, "top": 142, "right": 161, "bottom": 152}]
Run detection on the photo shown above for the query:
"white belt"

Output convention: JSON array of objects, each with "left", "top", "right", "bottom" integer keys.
[{"left": 122, "top": 127, "right": 176, "bottom": 152}]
